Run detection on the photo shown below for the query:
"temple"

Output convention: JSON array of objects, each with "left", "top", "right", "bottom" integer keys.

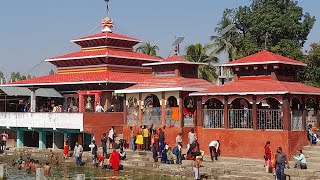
[{"left": 0, "top": 16, "right": 320, "bottom": 159}]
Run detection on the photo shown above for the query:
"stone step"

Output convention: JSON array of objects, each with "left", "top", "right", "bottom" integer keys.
[
  {"left": 303, "top": 145, "right": 320, "bottom": 151},
  {"left": 303, "top": 151, "right": 320, "bottom": 158},
  {"left": 216, "top": 175, "right": 262, "bottom": 180}
]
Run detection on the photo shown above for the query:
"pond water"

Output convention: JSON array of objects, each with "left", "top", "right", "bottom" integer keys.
[{"left": 0, "top": 153, "right": 185, "bottom": 180}]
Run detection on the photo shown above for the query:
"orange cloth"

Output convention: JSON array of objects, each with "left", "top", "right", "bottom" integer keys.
[
  {"left": 171, "top": 107, "right": 179, "bottom": 121},
  {"left": 63, "top": 145, "right": 69, "bottom": 157}
]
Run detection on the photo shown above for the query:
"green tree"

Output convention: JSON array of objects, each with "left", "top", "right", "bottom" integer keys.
[
  {"left": 216, "top": 0, "right": 316, "bottom": 60},
  {"left": 0, "top": 71, "right": 5, "bottom": 83},
  {"left": 210, "top": 9, "right": 238, "bottom": 62},
  {"left": 10, "top": 72, "right": 32, "bottom": 82},
  {"left": 184, "top": 43, "right": 218, "bottom": 82},
  {"left": 298, "top": 42, "right": 320, "bottom": 87},
  {"left": 49, "top": 69, "right": 55, "bottom": 75},
  {"left": 136, "top": 42, "right": 159, "bottom": 56}
]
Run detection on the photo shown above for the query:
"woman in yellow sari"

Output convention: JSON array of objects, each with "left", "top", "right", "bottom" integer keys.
[{"left": 135, "top": 127, "right": 144, "bottom": 150}]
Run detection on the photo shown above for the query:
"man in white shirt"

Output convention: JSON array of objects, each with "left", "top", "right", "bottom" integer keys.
[
  {"left": 209, "top": 140, "right": 220, "bottom": 161},
  {"left": 293, "top": 150, "right": 307, "bottom": 169},
  {"left": 95, "top": 102, "right": 105, "bottom": 112},
  {"left": 176, "top": 133, "right": 182, "bottom": 145},
  {"left": 108, "top": 126, "right": 115, "bottom": 149},
  {"left": 74, "top": 142, "right": 83, "bottom": 167},
  {"left": 188, "top": 128, "right": 197, "bottom": 146}
]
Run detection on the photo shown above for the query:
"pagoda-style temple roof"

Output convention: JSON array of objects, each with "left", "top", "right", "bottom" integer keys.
[
  {"left": 224, "top": 50, "right": 306, "bottom": 67},
  {"left": 46, "top": 48, "right": 162, "bottom": 64},
  {"left": 143, "top": 55, "right": 206, "bottom": 66},
  {"left": 6, "top": 71, "right": 150, "bottom": 86},
  {"left": 71, "top": 32, "right": 141, "bottom": 43},
  {"left": 115, "top": 76, "right": 215, "bottom": 93}
]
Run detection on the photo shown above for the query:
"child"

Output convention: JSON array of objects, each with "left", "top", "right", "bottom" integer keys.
[
  {"left": 166, "top": 147, "right": 174, "bottom": 164},
  {"left": 193, "top": 156, "right": 201, "bottom": 180},
  {"left": 44, "top": 162, "right": 51, "bottom": 177}
]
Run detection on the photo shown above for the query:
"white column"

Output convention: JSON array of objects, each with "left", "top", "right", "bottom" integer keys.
[{"left": 29, "top": 87, "right": 39, "bottom": 112}]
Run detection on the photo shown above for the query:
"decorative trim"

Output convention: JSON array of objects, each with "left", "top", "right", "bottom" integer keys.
[
  {"left": 190, "top": 91, "right": 320, "bottom": 96},
  {"left": 115, "top": 87, "right": 207, "bottom": 94},
  {"left": 143, "top": 61, "right": 206, "bottom": 66},
  {"left": 223, "top": 61, "right": 306, "bottom": 67}
]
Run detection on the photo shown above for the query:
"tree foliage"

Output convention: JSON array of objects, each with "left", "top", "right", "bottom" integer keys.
[
  {"left": 184, "top": 43, "right": 218, "bottom": 82},
  {"left": 214, "top": 0, "right": 316, "bottom": 60},
  {"left": 298, "top": 42, "right": 320, "bottom": 87},
  {"left": 136, "top": 42, "right": 159, "bottom": 57},
  {"left": 49, "top": 69, "right": 55, "bottom": 75},
  {"left": 0, "top": 71, "right": 5, "bottom": 83},
  {"left": 10, "top": 72, "right": 32, "bottom": 82}
]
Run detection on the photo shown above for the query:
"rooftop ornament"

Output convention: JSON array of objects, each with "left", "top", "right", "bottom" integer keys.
[{"left": 101, "top": 17, "right": 114, "bottom": 33}]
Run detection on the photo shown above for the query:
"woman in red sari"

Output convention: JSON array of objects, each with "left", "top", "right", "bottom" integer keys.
[
  {"left": 63, "top": 137, "right": 69, "bottom": 159},
  {"left": 264, "top": 141, "right": 272, "bottom": 173},
  {"left": 109, "top": 148, "right": 120, "bottom": 171}
]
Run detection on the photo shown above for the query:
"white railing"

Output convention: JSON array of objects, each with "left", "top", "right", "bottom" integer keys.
[
  {"left": 229, "top": 109, "right": 253, "bottom": 129},
  {"left": 184, "top": 115, "right": 195, "bottom": 126},
  {"left": 203, "top": 109, "right": 224, "bottom": 128},
  {"left": 257, "top": 109, "right": 283, "bottom": 130},
  {"left": 291, "top": 110, "right": 303, "bottom": 130},
  {"left": 126, "top": 107, "right": 139, "bottom": 126},
  {"left": 165, "top": 108, "right": 180, "bottom": 127},
  {"left": 0, "top": 112, "right": 83, "bottom": 131},
  {"left": 142, "top": 107, "right": 161, "bottom": 126}
]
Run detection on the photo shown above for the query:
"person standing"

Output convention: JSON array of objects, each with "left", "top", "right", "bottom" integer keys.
[
  {"left": 193, "top": 156, "right": 201, "bottom": 180},
  {"left": 89, "top": 140, "right": 98, "bottom": 166},
  {"left": 209, "top": 140, "right": 220, "bottom": 161},
  {"left": 188, "top": 128, "right": 197, "bottom": 149},
  {"left": 95, "top": 102, "right": 105, "bottom": 112},
  {"left": 129, "top": 126, "right": 135, "bottom": 151},
  {"left": 275, "top": 147, "right": 289, "bottom": 180},
  {"left": 307, "top": 124, "right": 314, "bottom": 146},
  {"left": 143, "top": 125, "right": 149, "bottom": 151},
  {"left": 1, "top": 131, "right": 8, "bottom": 151},
  {"left": 74, "top": 142, "right": 83, "bottom": 167},
  {"left": 264, "top": 141, "right": 272, "bottom": 173},
  {"left": 176, "top": 133, "right": 182, "bottom": 145},
  {"left": 63, "top": 137, "right": 69, "bottom": 159},
  {"left": 159, "top": 128, "right": 165, "bottom": 153},
  {"left": 101, "top": 133, "right": 108, "bottom": 157},
  {"left": 108, "top": 126, "right": 115, "bottom": 149}
]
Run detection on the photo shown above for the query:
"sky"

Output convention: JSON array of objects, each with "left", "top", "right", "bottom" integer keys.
[{"left": 0, "top": 0, "right": 319, "bottom": 79}]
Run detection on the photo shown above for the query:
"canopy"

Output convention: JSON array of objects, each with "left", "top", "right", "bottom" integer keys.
[{"left": 0, "top": 87, "right": 63, "bottom": 98}]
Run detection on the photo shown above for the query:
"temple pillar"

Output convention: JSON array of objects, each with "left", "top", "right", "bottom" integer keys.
[
  {"left": 53, "top": 132, "right": 64, "bottom": 150},
  {"left": 161, "top": 92, "right": 166, "bottom": 126},
  {"left": 179, "top": 93, "right": 183, "bottom": 128},
  {"left": 138, "top": 93, "right": 143, "bottom": 125},
  {"left": 17, "top": 130, "right": 24, "bottom": 148},
  {"left": 302, "top": 96, "right": 307, "bottom": 130},
  {"left": 29, "top": 87, "right": 39, "bottom": 112},
  {"left": 252, "top": 96, "right": 257, "bottom": 130},
  {"left": 123, "top": 94, "right": 127, "bottom": 125},
  {"left": 78, "top": 93, "right": 85, "bottom": 113},
  {"left": 224, "top": 96, "right": 229, "bottom": 129},
  {"left": 282, "top": 95, "right": 291, "bottom": 131},
  {"left": 196, "top": 100, "right": 202, "bottom": 127},
  {"left": 39, "top": 131, "right": 46, "bottom": 149}
]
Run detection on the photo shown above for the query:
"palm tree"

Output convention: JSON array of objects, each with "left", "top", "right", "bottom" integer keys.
[
  {"left": 184, "top": 43, "right": 218, "bottom": 82},
  {"left": 136, "top": 42, "right": 159, "bottom": 56},
  {"left": 210, "top": 9, "right": 237, "bottom": 62}
]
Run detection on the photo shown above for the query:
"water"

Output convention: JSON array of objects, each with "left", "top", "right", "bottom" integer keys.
[{"left": 0, "top": 152, "right": 185, "bottom": 180}]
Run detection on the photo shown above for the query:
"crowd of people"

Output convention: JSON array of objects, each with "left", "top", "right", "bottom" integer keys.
[{"left": 12, "top": 150, "right": 59, "bottom": 177}]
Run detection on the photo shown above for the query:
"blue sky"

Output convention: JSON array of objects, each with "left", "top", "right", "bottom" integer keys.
[{"left": 0, "top": 0, "right": 319, "bottom": 79}]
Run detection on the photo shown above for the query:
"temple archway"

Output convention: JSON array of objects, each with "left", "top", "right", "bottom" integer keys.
[
  {"left": 166, "top": 96, "right": 179, "bottom": 127},
  {"left": 167, "top": 96, "right": 178, "bottom": 107},
  {"left": 142, "top": 94, "right": 161, "bottom": 125},
  {"left": 229, "top": 98, "right": 252, "bottom": 129},
  {"left": 306, "top": 98, "right": 317, "bottom": 128},
  {"left": 126, "top": 96, "right": 139, "bottom": 125},
  {"left": 291, "top": 97, "right": 303, "bottom": 130},
  {"left": 257, "top": 97, "right": 282, "bottom": 130},
  {"left": 203, "top": 98, "right": 224, "bottom": 128}
]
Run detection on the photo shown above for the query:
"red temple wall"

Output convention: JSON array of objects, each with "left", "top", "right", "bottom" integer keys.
[{"left": 83, "top": 112, "right": 124, "bottom": 147}]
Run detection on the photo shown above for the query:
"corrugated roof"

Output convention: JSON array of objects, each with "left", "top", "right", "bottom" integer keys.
[{"left": 0, "top": 87, "right": 63, "bottom": 98}]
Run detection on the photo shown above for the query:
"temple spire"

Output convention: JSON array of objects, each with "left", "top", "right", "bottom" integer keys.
[{"left": 101, "top": 0, "right": 113, "bottom": 32}]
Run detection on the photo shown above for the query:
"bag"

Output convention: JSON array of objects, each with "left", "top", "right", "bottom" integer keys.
[{"left": 172, "top": 146, "right": 179, "bottom": 155}]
